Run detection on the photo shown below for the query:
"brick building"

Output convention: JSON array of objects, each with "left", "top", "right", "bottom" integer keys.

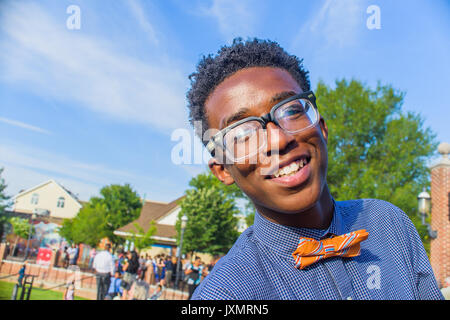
[{"left": 430, "top": 142, "right": 450, "bottom": 288}]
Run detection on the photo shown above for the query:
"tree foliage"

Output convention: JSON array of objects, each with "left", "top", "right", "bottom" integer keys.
[
  {"left": 189, "top": 171, "right": 256, "bottom": 225},
  {"left": 0, "top": 168, "right": 12, "bottom": 241},
  {"left": 59, "top": 202, "right": 108, "bottom": 247},
  {"left": 127, "top": 221, "right": 157, "bottom": 252},
  {"left": 91, "top": 184, "right": 143, "bottom": 245},
  {"left": 177, "top": 174, "right": 240, "bottom": 256},
  {"left": 10, "top": 217, "right": 34, "bottom": 240},
  {"left": 316, "top": 79, "right": 437, "bottom": 247},
  {"left": 58, "top": 184, "right": 142, "bottom": 247}
]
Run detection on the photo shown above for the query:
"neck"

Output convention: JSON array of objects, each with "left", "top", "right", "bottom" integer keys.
[{"left": 255, "top": 184, "right": 334, "bottom": 229}]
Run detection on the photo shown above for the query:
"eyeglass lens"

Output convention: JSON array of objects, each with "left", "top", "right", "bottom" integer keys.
[{"left": 223, "top": 98, "right": 318, "bottom": 161}]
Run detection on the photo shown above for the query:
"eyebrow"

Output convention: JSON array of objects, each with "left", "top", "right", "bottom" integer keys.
[
  {"left": 270, "top": 90, "right": 298, "bottom": 103},
  {"left": 220, "top": 91, "right": 299, "bottom": 129},
  {"left": 221, "top": 108, "right": 251, "bottom": 128}
]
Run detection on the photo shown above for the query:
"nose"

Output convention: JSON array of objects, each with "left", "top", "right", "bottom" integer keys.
[{"left": 264, "top": 122, "right": 296, "bottom": 156}]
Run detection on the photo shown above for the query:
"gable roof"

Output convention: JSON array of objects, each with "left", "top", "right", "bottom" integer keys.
[
  {"left": 13, "top": 179, "right": 83, "bottom": 208},
  {"left": 116, "top": 196, "right": 185, "bottom": 240}
]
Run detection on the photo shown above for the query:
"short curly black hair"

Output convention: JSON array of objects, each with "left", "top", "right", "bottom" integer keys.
[{"left": 186, "top": 37, "right": 311, "bottom": 143}]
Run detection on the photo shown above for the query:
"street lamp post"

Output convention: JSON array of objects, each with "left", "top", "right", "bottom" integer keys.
[
  {"left": 417, "top": 188, "right": 437, "bottom": 239},
  {"left": 175, "top": 214, "right": 188, "bottom": 290}
]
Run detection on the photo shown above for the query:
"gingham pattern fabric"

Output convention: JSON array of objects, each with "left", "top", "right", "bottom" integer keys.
[
  {"left": 293, "top": 229, "right": 369, "bottom": 269},
  {"left": 192, "top": 199, "right": 444, "bottom": 300}
]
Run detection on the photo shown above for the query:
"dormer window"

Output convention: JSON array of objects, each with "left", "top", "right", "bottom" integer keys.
[
  {"left": 31, "top": 193, "right": 39, "bottom": 205},
  {"left": 57, "top": 197, "right": 65, "bottom": 208}
]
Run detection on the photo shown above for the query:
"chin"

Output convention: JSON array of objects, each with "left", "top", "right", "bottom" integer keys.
[{"left": 256, "top": 180, "right": 324, "bottom": 215}]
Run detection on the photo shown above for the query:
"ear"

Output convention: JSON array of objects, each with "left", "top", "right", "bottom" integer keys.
[
  {"left": 208, "top": 158, "right": 235, "bottom": 185},
  {"left": 319, "top": 116, "right": 328, "bottom": 144}
]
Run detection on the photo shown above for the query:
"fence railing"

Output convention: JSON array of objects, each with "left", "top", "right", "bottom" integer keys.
[{"left": 1, "top": 259, "right": 190, "bottom": 300}]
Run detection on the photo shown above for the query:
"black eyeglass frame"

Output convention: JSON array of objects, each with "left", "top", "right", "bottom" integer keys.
[{"left": 206, "top": 91, "right": 318, "bottom": 157}]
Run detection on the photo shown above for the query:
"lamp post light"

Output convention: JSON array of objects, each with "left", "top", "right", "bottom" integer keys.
[
  {"left": 175, "top": 214, "right": 188, "bottom": 290},
  {"left": 417, "top": 188, "right": 437, "bottom": 239}
]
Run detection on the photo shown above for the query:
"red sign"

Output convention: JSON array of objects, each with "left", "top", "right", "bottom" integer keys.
[{"left": 36, "top": 248, "right": 52, "bottom": 266}]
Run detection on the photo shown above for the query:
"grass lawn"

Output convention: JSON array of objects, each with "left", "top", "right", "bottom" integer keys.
[{"left": 0, "top": 280, "right": 89, "bottom": 300}]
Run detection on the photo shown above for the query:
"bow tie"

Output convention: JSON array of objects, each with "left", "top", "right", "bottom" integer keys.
[{"left": 292, "top": 229, "right": 369, "bottom": 269}]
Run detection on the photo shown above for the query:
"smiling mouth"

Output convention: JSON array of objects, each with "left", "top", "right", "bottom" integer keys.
[{"left": 265, "top": 155, "right": 311, "bottom": 179}]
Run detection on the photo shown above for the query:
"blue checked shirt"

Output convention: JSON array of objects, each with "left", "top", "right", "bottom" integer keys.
[{"left": 192, "top": 199, "right": 444, "bottom": 300}]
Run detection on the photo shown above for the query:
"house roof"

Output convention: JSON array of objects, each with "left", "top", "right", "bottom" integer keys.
[
  {"left": 13, "top": 179, "right": 82, "bottom": 208},
  {"left": 115, "top": 196, "right": 185, "bottom": 241}
]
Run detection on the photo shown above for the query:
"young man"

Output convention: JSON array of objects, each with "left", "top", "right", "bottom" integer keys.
[
  {"left": 186, "top": 38, "right": 443, "bottom": 300},
  {"left": 93, "top": 243, "right": 114, "bottom": 300}
]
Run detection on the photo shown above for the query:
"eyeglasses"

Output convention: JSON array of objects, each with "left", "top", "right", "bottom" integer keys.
[{"left": 206, "top": 91, "right": 320, "bottom": 162}]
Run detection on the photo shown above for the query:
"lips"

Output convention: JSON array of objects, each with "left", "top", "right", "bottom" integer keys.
[{"left": 263, "top": 154, "right": 312, "bottom": 188}]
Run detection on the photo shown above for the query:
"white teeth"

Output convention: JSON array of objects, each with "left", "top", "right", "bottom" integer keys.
[{"left": 273, "top": 159, "right": 307, "bottom": 178}]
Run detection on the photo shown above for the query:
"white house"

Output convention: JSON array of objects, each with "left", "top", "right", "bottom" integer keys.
[{"left": 11, "top": 179, "right": 83, "bottom": 222}]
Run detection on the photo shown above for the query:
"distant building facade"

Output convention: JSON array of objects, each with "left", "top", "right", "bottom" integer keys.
[
  {"left": 11, "top": 179, "right": 83, "bottom": 223},
  {"left": 5, "top": 179, "right": 84, "bottom": 254},
  {"left": 114, "top": 197, "right": 184, "bottom": 256}
]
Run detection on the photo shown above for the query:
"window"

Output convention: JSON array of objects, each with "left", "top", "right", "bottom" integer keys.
[
  {"left": 57, "top": 197, "right": 65, "bottom": 208},
  {"left": 31, "top": 193, "right": 39, "bottom": 205}
]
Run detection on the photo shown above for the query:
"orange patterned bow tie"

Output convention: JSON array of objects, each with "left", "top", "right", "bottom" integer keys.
[{"left": 292, "top": 229, "right": 369, "bottom": 269}]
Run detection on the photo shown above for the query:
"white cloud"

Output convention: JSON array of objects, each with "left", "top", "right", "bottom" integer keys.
[
  {"left": 0, "top": 1, "right": 188, "bottom": 133},
  {"left": 0, "top": 116, "right": 51, "bottom": 135},
  {"left": 199, "top": 0, "right": 258, "bottom": 42},
  {"left": 292, "top": 0, "right": 364, "bottom": 50},
  {"left": 1, "top": 165, "right": 99, "bottom": 202},
  {"left": 0, "top": 141, "right": 150, "bottom": 200},
  {"left": 127, "top": 0, "right": 159, "bottom": 46},
  {"left": 0, "top": 141, "right": 187, "bottom": 202}
]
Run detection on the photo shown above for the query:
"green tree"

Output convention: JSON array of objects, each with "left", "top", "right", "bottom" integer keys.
[
  {"left": 10, "top": 217, "right": 35, "bottom": 255},
  {"left": 177, "top": 180, "right": 240, "bottom": 256},
  {"left": 316, "top": 79, "right": 437, "bottom": 250},
  {"left": 189, "top": 171, "right": 256, "bottom": 226},
  {"left": 58, "top": 184, "right": 142, "bottom": 248},
  {"left": 90, "top": 184, "right": 142, "bottom": 246},
  {"left": 127, "top": 221, "right": 157, "bottom": 252},
  {"left": 0, "top": 168, "right": 12, "bottom": 241},
  {"left": 64, "top": 202, "right": 108, "bottom": 247},
  {"left": 58, "top": 218, "right": 75, "bottom": 244}
]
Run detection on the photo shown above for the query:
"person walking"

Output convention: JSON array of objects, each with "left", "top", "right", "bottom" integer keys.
[
  {"left": 17, "top": 262, "right": 27, "bottom": 287},
  {"left": 68, "top": 244, "right": 79, "bottom": 266},
  {"left": 138, "top": 254, "right": 147, "bottom": 280},
  {"left": 61, "top": 246, "right": 69, "bottom": 268},
  {"left": 88, "top": 248, "right": 96, "bottom": 270},
  {"left": 93, "top": 243, "right": 114, "bottom": 300},
  {"left": 156, "top": 256, "right": 166, "bottom": 284},
  {"left": 164, "top": 256, "right": 174, "bottom": 288},
  {"left": 115, "top": 250, "right": 125, "bottom": 275},
  {"left": 105, "top": 271, "right": 123, "bottom": 300},
  {"left": 185, "top": 257, "right": 206, "bottom": 299},
  {"left": 121, "top": 250, "right": 139, "bottom": 300},
  {"left": 63, "top": 280, "right": 75, "bottom": 300},
  {"left": 145, "top": 255, "right": 154, "bottom": 284}
]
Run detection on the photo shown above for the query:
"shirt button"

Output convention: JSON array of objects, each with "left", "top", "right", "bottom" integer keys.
[{"left": 346, "top": 296, "right": 353, "bottom": 300}]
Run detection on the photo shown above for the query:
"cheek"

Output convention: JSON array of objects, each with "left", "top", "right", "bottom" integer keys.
[{"left": 228, "top": 164, "right": 262, "bottom": 197}]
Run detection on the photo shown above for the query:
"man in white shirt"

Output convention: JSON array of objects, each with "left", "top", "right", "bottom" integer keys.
[{"left": 93, "top": 243, "right": 114, "bottom": 300}]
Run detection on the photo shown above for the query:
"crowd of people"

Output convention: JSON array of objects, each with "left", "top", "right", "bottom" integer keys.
[
  {"left": 11, "top": 241, "right": 221, "bottom": 300},
  {"left": 88, "top": 244, "right": 222, "bottom": 300}
]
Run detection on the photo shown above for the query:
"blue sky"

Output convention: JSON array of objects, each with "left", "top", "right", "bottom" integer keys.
[{"left": 0, "top": 0, "right": 449, "bottom": 202}]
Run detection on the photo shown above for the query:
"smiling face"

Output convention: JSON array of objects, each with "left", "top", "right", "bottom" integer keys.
[{"left": 206, "top": 67, "right": 330, "bottom": 223}]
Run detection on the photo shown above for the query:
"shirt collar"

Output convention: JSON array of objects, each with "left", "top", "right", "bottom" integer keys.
[{"left": 253, "top": 199, "right": 348, "bottom": 256}]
